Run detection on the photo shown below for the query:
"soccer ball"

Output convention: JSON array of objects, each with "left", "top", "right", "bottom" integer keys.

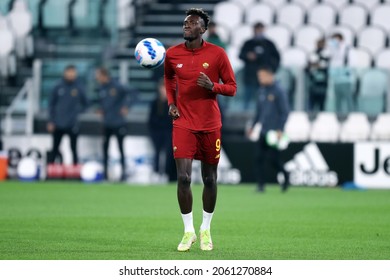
[
  {"left": 80, "top": 161, "right": 104, "bottom": 183},
  {"left": 17, "top": 157, "right": 39, "bottom": 181},
  {"left": 134, "top": 38, "right": 166, "bottom": 69}
]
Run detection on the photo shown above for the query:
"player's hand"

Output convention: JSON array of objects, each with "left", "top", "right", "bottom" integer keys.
[
  {"left": 246, "top": 127, "right": 253, "bottom": 138},
  {"left": 197, "top": 72, "right": 214, "bottom": 91},
  {"left": 247, "top": 51, "right": 256, "bottom": 61},
  {"left": 120, "top": 107, "right": 128, "bottom": 116},
  {"left": 169, "top": 104, "right": 180, "bottom": 120},
  {"left": 96, "top": 109, "right": 103, "bottom": 116},
  {"left": 47, "top": 122, "right": 55, "bottom": 133}
]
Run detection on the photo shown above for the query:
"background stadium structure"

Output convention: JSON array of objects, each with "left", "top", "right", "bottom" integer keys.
[{"left": 0, "top": 0, "right": 390, "bottom": 260}]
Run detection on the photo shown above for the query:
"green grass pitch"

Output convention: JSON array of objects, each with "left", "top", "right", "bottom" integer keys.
[{"left": 0, "top": 181, "right": 389, "bottom": 260}]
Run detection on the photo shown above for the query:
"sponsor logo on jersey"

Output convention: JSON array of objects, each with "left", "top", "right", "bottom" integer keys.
[{"left": 202, "top": 62, "right": 209, "bottom": 69}]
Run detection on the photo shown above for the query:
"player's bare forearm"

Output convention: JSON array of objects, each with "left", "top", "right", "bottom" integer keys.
[{"left": 168, "top": 104, "right": 180, "bottom": 120}]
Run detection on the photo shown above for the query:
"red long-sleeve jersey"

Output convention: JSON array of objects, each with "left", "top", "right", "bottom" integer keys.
[{"left": 164, "top": 41, "right": 237, "bottom": 131}]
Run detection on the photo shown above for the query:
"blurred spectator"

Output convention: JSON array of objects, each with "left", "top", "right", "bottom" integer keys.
[
  {"left": 47, "top": 65, "right": 88, "bottom": 165},
  {"left": 306, "top": 38, "right": 330, "bottom": 112},
  {"left": 239, "top": 22, "right": 280, "bottom": 110},
  {"left": 328, "top": 33, "right": 355, "bottom": 114},
  {"left": 95, "top": 67, "right": 131, "bottom": 181},
  {"left": 148, "top": 78, "right": 175, "bottom": 182},
  {"left": 207, "top": 21, "right": 226, "bottom": 49},
  {"left": 247, "top": 67, "right": 290, "bottom": 193}
]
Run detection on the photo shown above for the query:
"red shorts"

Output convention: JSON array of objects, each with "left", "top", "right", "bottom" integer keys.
[{"left": 172, "top": 126, "right": 221, "bottom": 165}]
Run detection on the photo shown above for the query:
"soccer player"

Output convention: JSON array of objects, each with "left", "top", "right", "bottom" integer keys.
[{"left": 164, "top": 8, "right": 237, "bottom": 251}]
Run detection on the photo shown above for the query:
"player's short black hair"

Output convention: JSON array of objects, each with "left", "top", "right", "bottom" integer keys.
[
  {"left": 64, "top": 64, "right": 76, "bottom": 72},
  {"left": 186, "top": 8, "right": 210, "bottom": 30},
  {"left": 257, "top": 65, "right": 274, "bottom": 74},
  {"left": 97, "top": 67, "right": 110, "bottom": 78},
  {"left": 253, "top": 22, "right": 265, "bottom": 29},
  {"left": 332, "top": 33, "right": 343, "bottom": 40}
]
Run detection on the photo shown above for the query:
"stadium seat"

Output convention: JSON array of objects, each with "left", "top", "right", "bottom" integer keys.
[
  {"left": 245, "top": 3, "right": 274, "bottom": 26},
  {"left": 348, "top": 47, "right": 372, "bottom": 68},
  {"left": 276, "top": 3, "right": 305, "bottom": 31},
  {"left": 0, "top": 16, "right": 16, "bottom": 78},
  {"left": 328, "top": 25, "right": 355, "bottom": 47},
  {"left": 103, "top": 0, "right": 117, "bottom": 31},
  {"left": 43, "top": 0, "right": 72, "bottom": 28},
  {"left": 7, "top": 0, "right": 33, "bottom": 59},
  {"left": 117, "top": 0, "right": 133, "bottom": 29},
  {"left": 230, "top": 24, "right": 252, "bottom": 48},
  {"left": 265, "top": 24, "right": 291, "bottom": 51},
  {"left": 357, "top": 26, "right": 387, "bottom": 56},
  {"left": 353, "top": 0, "right": 381, "bottom": 11},
  {"left": 307, "top": 4, "right": 337, "bottom": 32},
  {"left": 375, "top": 49, "right": 390, "bottom": 70},
  {"left": 310, "top": 112, "right": 340, "bottom": 142},
  {"left": 72, "top": 0, "right": 99, "bottom": 28},
  {"left": 282, "top": 47, "right": 307, "bottom": 68},
  {"left": 294, "top": 25, "right": 323, "bottom": 53},
  {"left": 339, "top": 112, "right": 371, "bottom": 142},
  {"left": 213, "top": 2, "right": 243, "bottom": 31},
  {"left": 356, "top": 68, "right": 387, "bottom": 116},
  {"left": 0, "top": 0, "right": 10, "bottom": 14},
  {"left": 290, "top": 0, "right": 318, "bottom": 10},
  {"left": 26, "top": 0, "right": 41, "bottom": 27},
  {"left": 284, "top": 111, "right": 311, "bottom": 142},
  {"left": 229, "top": 0, "right": 256, "bottom": 9},
  {"left": 371, "top": 5, "right": 390, "bottom": 32},
  {"left": 339, "top": 4, "right": 368, "bottom": 32},
  {"left": 262, "top": 0, "right": 286, "bottom": 9},
  {"left": 322, "top": 0, "right": 349, "bottom": 10},
  {"left": 371, "top": 113, "right": 390, "bottom": 140}
]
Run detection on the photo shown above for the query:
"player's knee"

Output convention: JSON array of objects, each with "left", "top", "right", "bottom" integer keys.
[
  {"left": 177, "top": 173, "right": 191, "bottom": 186},
  {"left": 202, "top": 174, "right": 217, "bottom": 189}
]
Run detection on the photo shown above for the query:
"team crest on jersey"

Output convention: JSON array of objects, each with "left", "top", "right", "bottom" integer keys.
[
  {"left": 173, "top": 146, "right": 177, "bottom": 152},
  {"left": 71, "top": 89, "right": 78, "bottom": 96},
  {"left": 202, "top": 62, "right": 209, "bottom": 69},
  {"left": 268, "top": 94, "right": 275, "bottom": 101},
  {"left": 110, "top": 88, "right": 117, "bottom": 96},
  {"left": 176, "top": 64, "right": 183, "bottom": 68}
]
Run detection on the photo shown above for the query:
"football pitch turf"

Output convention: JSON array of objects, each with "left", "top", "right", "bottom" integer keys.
[{"left": 0, "top": 181, "right": 389, "bottom": 260}]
